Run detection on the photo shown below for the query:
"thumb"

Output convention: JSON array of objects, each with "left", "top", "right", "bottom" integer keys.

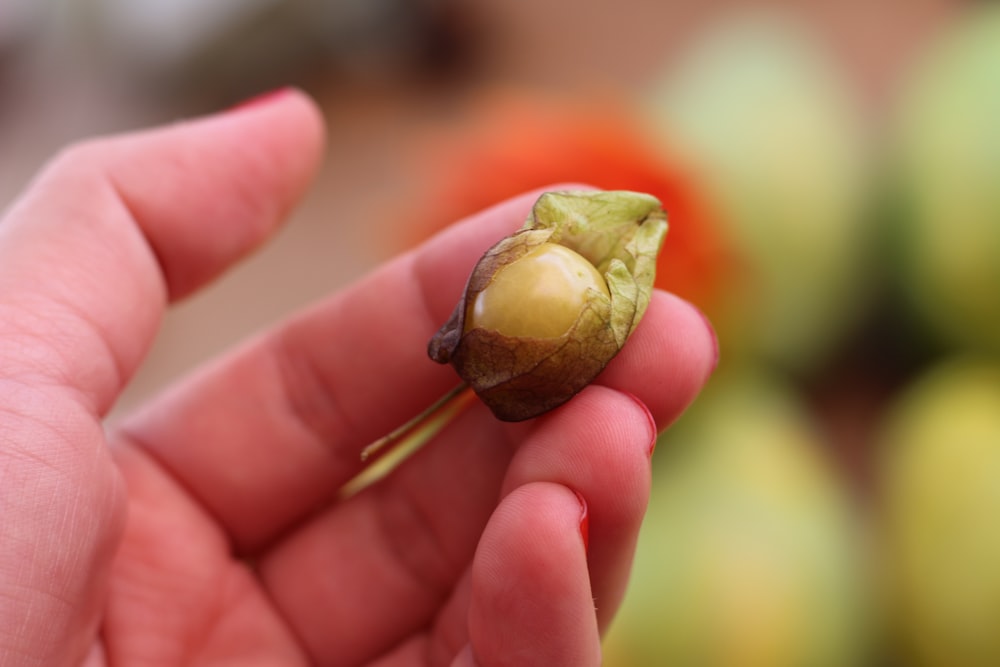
[
  {"left": 0, "top": 88, "right": 324, "bottom": 666},
  {"left": 0, "top": 87, "right": 325, "bottom": 415}
]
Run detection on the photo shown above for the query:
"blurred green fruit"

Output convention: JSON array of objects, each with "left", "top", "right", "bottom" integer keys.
[
  {"left": 603, "top": 371, "right": 869, "bottom": 667},
  {"left": 877, "top": 358, "right": 1000, "bottom": 667},
  {"left": 892, "top": 7, "right": 1000, "bottom": 352},
  {"left": 643, "top": 14, "right": 874, "bottom": 372}
]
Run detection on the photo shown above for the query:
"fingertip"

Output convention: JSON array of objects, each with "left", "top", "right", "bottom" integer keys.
[
  {"left": 217, "top": 86, "right": 327, "bottom": 168},
  {"left": 470, "top": 482, "right": 600, "bottom": 666},
  {"left": 600, "top": 290, "right": 718, "bottom": 429},
  {"left": 476, "top": 482, "right": 584, "bottom": 580},
  {"left": 690, "top": 298, "right": 720, "bottom": 380},
  {"left": 615, "top": 389, "right": 659, "bottom": 459},
  {"left": 0, "top": 87, "right": 329, "bottom": 413},
  {"left": 504, "top": 386, "right": 653, "bottom": 629},
  {"left": 128, "top": 88, "right": 325, "bottom": 299},
  {"left": 511, "top": 386, "right": 655, "bottom": 506}
]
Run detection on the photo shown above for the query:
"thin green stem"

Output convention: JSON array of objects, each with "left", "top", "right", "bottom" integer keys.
[
  {"left": 343, "top": 382, "right": 474, "bottom": 497},
  {"left": 360, "top": 381, "right": 471, "bottom": 461}
]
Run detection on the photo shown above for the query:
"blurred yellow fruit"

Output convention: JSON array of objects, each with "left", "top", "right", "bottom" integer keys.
[
  {"left": 642, "top": 13, "right": 874, "bottom": 373},
  {"left": 892, "top": 6, "right": 1000, "bottom": 352},
  {"left": 877, "top": 358, "right": 1000, "bottom": 667},
  {"left": 603, "top": 370, "right": 869, "bottom": 667}
]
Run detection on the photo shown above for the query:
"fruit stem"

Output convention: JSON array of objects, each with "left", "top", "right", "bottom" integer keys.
[
  {"left": 343, "top": 383, "right": 475, "bottom": 497},
  {"left": 360, "top": 382, "right": 473, "bottom": 462}
]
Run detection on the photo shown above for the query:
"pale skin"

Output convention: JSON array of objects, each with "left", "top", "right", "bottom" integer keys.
[{"left": 0, "top": 89, "right": 717, "bottom": 667}]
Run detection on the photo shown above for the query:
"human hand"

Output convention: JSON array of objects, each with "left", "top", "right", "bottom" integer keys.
[{"left": 0, "top": 89, "right": 717, "bottom": 667}]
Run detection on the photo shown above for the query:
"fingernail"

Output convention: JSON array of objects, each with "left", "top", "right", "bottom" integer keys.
[
  {"left": 226, "top": 86, "right": 295, "bottom": 113},
  {"left": 456, "top": 645, "right": 482, "bottom": 667},
  {"left": 622, "top": 391, "right": 658, "bottom": 459},
  {"left": 696, "top": 306, "right": 720, "bottom": 376},
  {"left": 574, "top": 490, "right": 590, "bottom": 554}
]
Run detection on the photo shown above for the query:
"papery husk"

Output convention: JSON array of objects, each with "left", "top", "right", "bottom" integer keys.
[{"left": 429, "top": 190, "right": 667, "bottom": 421}]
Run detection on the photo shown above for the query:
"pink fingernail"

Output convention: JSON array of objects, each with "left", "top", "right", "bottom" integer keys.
[
  {"left": 226, "top": 86, "right": 295, "bottom": 113},
  {"left": 696, "top": 306, "right": 720, "bottom": 376},
  {"left": 574, "top": 490, "right": 590, "bottom": 554},
  {"left": 622, "top": 391, "right": 658, "bottom": 458}
]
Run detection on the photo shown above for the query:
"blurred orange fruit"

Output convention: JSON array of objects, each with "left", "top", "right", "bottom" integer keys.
[{"left": 393, "top": 87, "right": 734, "bottom": 316}]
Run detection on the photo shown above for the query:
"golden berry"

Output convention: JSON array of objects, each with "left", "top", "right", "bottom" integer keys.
[{"left": 467, "top": 243, "right": 611, "bottom": 339}]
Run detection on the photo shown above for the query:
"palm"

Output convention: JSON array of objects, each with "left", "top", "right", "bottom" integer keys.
[
  {"left": 100, "top": 442, "right": 311, "bottom": 664},
  {"left": 99, "top": 410, "right": 506, "bottom": 666}
]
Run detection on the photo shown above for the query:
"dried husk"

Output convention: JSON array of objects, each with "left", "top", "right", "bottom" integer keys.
[{"left": 428, "top": 190, "right": 668, "bottom": 421}]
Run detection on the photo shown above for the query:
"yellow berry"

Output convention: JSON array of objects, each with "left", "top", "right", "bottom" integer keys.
[{"left": 468, "top": 243, "right": 610, "bottom": 339}]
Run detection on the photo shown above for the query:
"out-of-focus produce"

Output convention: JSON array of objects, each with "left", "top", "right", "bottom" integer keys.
[
  {"left": 641, "top": 13, "right": 874, "bottom": 373},
  {"left": 891, "top": 6, "right": 1000, "bottom": 354},
  {"left": 390, "top": 87, "right": 733, "bottom": 322},
  {"left": 603, "top": 371, "right": 869, "bottom": 667},
  {"left": 877, "top": 358, "right": 1000, "bottom": 667}
]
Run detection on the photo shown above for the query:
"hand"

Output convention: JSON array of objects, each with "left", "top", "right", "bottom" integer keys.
[{"left": 0, "top": 89, "right": 717, "bottom": 667}]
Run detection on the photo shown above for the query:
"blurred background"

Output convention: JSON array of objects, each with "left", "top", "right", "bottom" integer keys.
[{"left": 2, "top": 1, "right": 999, "bottom": 665}]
